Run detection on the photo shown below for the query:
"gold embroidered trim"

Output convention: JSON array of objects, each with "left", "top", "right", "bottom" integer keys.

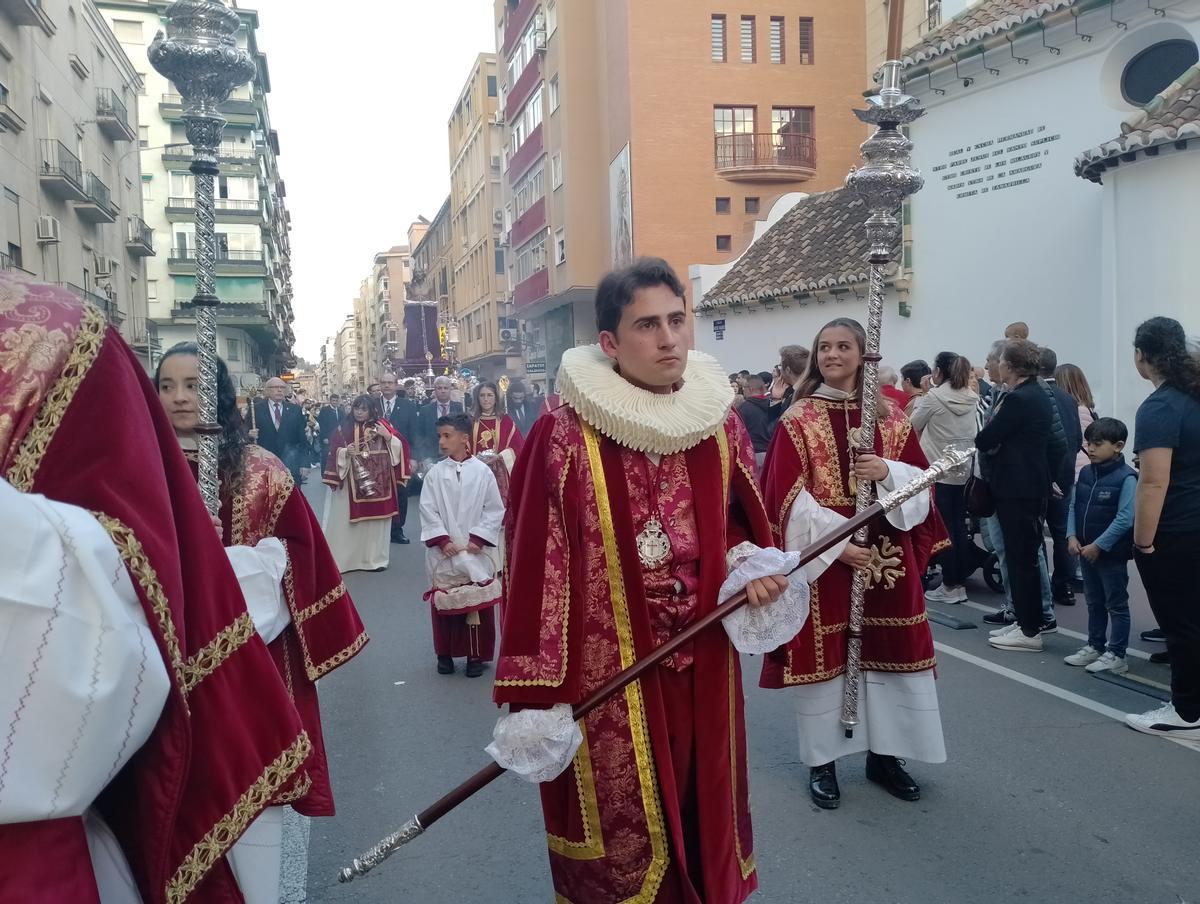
[
  {"left": 273, "top": 771, "right": 312, "bottom": 805},
  {"left": 728, "top": 648, "right": 756, "bottom": 880},
  {"left": 930, "top": 538, "right": 951, "bottom": 555},
  {"left": 165, "top": 731, "right": 311, "bottom": 904},
  {"left": 304, "top": 631, "right": 368, "bottom": 682},
  {"left": 716, "top": 425, "right": 731, "bottom": 504},
  {"left": 180, "top": 612, "right": 255, "bottom": 694},
  {"left": 581, "top": 421, "right": 670, "bottom": 903},
  {"left": 862, "top": 612, "right": 929, "bottom": 627},
  {"left": 264, "top": 466, "right": 294, "bottom": 537},
  {"left": 860, "top": 656, "right": 937, "bottom": 673},
  {"left": 546, "top": 722, "right": 605, "bottom": 860},
  {"left": 94, "top": 513, "right": 188, "bottom": 699},
  {"left": 293, "top": 581, "right": 349, "bottom": 627},
  {"left": 7, "top": 305, "right": 106, "bottom": 491}
]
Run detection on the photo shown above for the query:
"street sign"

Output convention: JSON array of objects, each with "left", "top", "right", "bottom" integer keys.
[
  {"left": 281, "top": 371, "right": 296, "bottom": 382},
  {"left": 525, "top": 360, "right": 547, "bottom": 374},
  {"left": 713, "top": 319, "right": 726, "bottom": 341}
]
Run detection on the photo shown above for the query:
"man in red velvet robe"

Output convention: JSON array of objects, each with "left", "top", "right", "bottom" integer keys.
[
  {"left": 0, "top": 272, "right": 310, "bottom": 903},
  {"left": 492, "top": 259, "right": 801, "bottom": 904}
]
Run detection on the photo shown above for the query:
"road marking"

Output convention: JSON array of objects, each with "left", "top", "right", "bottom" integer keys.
[
  {"left": 959, "top": 599, "right": 1154, "bottom": 660},
  {"left": 933, "top": 640, "right": 1200, "bottom": 754}
]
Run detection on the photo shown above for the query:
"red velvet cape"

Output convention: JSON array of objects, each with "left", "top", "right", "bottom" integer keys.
[
  {"left": 495, "top": 407, "right": 771, "bottom": 904},
  {"left": 758, "top": 397, "right": 948, "bottom": 688},
  {"left": 321, "top": 421, "right": 406, "bottom": 521},
  {"left": 0, "top": 273, "right": 309, "bottom": 904}
]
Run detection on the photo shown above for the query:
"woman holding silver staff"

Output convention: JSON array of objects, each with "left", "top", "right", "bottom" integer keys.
[{"left": 759, "top": 317, "right": 950, "bottom": 810}]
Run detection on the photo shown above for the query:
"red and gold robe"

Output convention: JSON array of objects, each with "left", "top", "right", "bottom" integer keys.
[
  {"left": 0, "top": 274, "right": 309, "bottom": 903},
  {"left": 191, "top": 445, "right": 368, "bottom": 816},
  {"left": 471, "top": 414, "right": 524, "bottom": 457},
  {"left": 321, "top": 421, "right": 409, "bottom": 522},
  {"left": 759, "top": 397, "right": 947, "bottom": 688},
  {"left": 495, "top": 407, "right": 772, "bottom": 904}
]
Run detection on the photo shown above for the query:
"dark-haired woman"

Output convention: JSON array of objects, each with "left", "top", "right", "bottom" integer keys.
[
  {"left": 910, "top": 352, "right": 979, "bottom": 604},
  {"left": 760, "top": 318, "right": 948, "bottom": 809},
  {"left": 155, "top": 343, "right": 367, "bottom": 900},
  {"left": 1126, "top": 317, "right": 1200, "bottom": 740},
  {"left": 321, "top": 393, "right": 410, "bottom": 573}
]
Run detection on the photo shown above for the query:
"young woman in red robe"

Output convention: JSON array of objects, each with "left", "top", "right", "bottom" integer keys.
[
  {"left": 472, "top": 380, "right": 523, "bottom": 503},
  {"left": 760, "top": 317, "right": 948, "bottom": 810}
]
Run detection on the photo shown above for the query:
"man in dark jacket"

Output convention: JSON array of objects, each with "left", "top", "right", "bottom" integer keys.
[
  {"left": 379, "top": 373, "right": 419, "bottom": 543},
  {"left": 1040, "top": 347, "right": 1083, "bottom": 605},
  {"left": 738, "top": 374, "right": 774, "bottom": 465},
  {"left": 253, "top": 377, "right": 308, "bottom": 484},
  {"left": 416, "top": 376, "right": 465, "bottom": 460},
  {"left": 316, "top": 394, "right": 341, "bottom": 466}
]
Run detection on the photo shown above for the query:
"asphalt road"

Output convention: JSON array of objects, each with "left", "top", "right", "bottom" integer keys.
[{"left": 301, "top": 484, "right": 1198, "bottom": 904}]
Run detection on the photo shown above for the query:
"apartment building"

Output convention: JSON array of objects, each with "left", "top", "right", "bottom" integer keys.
[
  {"left": 97, "top": 0, "right": 295, "bottom": 379},
  {"left": 373, "top": 243, "right": 414, "bottom": 378},
  {"left": 0, "top": 0, "right": 152, "bottom": 365},
  {"left": 493, "top": 0, "right": 869, "bottom": 389},
  {"left": 335, "top": 312, "right": 358, "bottom": 395}
]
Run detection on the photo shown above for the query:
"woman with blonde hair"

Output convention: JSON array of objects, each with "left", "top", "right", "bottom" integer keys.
[{"left": 1054, "top": 363, "right": 1097, "bottom": 478}]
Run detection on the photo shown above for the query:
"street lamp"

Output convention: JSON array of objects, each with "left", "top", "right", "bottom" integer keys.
[{"left": 148, "top": 0, "right": 255, "bottom": 517}]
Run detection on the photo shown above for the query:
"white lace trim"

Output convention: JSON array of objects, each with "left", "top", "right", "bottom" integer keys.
[
  {"left": 430, "top": 580, "right": 502, "bottom": 612},
  {"left": 557, "top": 345, "right": 733, "bottom": 455}
]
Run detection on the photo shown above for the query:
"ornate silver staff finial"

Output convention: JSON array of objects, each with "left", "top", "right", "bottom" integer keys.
[
  {"left": 838, "top": 56, "right": 926, "bottom": 739},
  {"left": 149, "top": 0, "right": 255, "bottom": 516}
]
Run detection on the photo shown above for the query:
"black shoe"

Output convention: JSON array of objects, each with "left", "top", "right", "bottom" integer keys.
[
  {"left": 437, "top": 656, "right": 454, "bottom": 675},
  {"left": 1054, "top": 588, "right": 1076, "bottom": 606},
  {"left": 809, "top": 763, "right": 840, "bottom": 810},
  {"left": 391, "top": 532, "right": 411, "bottom": 545},
  {"left": 1150, "top": 650, "right": 1170, "bottom": 665},
  {"left": 1039, "top": 618, "right": 1058, "bottom": 635},
  {"left": 865, "top": 752, "right": 921, "bottom": 802},
  {"left": 465, "top": 658, "right": 484, "bottom": 678},
  {"left": 1141, "top": 628, "right": 1166, "bottom": 643},
  {"left": 983, "top": 609, "right": 1016, "bottom": 626}
]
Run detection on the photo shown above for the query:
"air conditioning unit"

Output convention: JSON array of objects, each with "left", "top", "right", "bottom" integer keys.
[
  {"left": 499, "top": 328, "right": 519, "bottom": 344},
  {"left": 534, "top": 29, "right": 547, "bottom": 52},
  {"left": 36, "top": 215, "right": 61, "bottom": 244},
  {"left": 94, "top": 254, "right": 116, "bottom": 277},
  {"left": 492, "top": 210, "right": 504, "bottom": 225},
  {"left": 492, "top": 111, "right": 505, "bottom": 126}
]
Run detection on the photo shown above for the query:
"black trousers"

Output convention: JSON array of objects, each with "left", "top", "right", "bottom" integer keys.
[
  {"left": 391, "top": 491, "right": 409, "bottom": 541},
  {"left": 934, "top": 482, "right": 971, "bottom": 586},
  {"left": 1045, "top": 491, "right": 1075, "bottom": 595},
  {"left": 1136, "top": 532, "right": 1200, "bottom": 721},
  {"left": 995, "top": 497, "right": 1047, "bottom": 635}
]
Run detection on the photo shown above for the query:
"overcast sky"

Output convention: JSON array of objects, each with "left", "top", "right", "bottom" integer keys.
[{"left": 247, "top": 1, "right": 497, "bottom": 362}]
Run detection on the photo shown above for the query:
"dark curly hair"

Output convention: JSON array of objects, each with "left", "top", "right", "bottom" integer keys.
[
  {"left": 155, "top": 342, "right": 249, "bottom": 486},
  {"left": 1134, "top": 317, "right": 1200, "bottom": 399}
]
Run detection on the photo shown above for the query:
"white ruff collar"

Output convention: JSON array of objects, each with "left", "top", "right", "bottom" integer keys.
[{"left": 557, "top": 345, "right": 732, "bottom": 455}]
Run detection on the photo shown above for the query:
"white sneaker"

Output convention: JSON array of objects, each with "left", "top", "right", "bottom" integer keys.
[
  {"left": 989, "top": 622, "right": 1022, "bottom": 637},
  {"left": 925, "top": 584, "right": 967, "bottom": 604},
  {"left": 1064, "top": 645, "right": 1102, "bottom": 667},
  {"left": 1125, "top": 703, "right": 1200, "bottom": 740},
  {"left": 1086, "top": 651, "right": 1129, "bottom": 675},
  {"left": 989, "top": 629, "right": 1043, "bottom": 652}
]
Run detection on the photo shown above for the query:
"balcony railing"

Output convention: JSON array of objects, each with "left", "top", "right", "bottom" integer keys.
[
  {"left": 714, "top": 133, "right": 817, "bottom": 181},
  {"left": 39, "top": 139, "right": 87, "bottom": 200},
  {"left": 128, "top": 316, "right": 160, "bottom": 353},
  {"left": 76, "top": 172, "right": 117, "bottom": 223},
  {"left": 168, "top": 197, "right": 260, "bottom": 213},
  {"left": 125, "top": 215, "right": 155, "bottom": 256},
  {"left": 162, "top": 142, "right": 257, "bottom": 162},
  {"left": 170, "top": 247, "right": 265, "bottom": 263},
  {"left": 60, "top": 282, "right": 122, "bottom": 324},
  {"left": 96, "top": 88, "right": 135, "bottom": 141}
]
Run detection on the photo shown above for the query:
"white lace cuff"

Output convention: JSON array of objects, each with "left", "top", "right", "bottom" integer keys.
[
  {"left": 719, "top": 545, "right": 809, "bottom": 654},
  {"left": 485, "top": 703, "right": 582, "bottom": 784}
]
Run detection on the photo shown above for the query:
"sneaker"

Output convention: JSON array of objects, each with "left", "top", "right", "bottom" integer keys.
[
  {"left": 1039, "top": 618, "right": 1058, "bottom": 635},
  {"left": 989, "top": 629, "right": 1043, "bottom": 652},
  {"left": 925, "top": 584, "right": 967, "bottom": 604},
  {"left": 1140, "top": 628, "right": 1166, "bottom": 643},
  {"left": 989, "top": 622, "right": 1022, "bottom": 637},
  {"left": 1053, "top": 588, "right": 1077, "bottom": 607},
  {"left": 1125, "top": 703, "right": 1200, "bottom": 740},
  {"left": 982, "top": 609, "right": 1016, "bottom": 626},
  {"left": 1064, "top": 645, "right": 1102, "bottom": 667},
  {"left": 1086, "top": 651, "right": 1129, "bottom": 675}
]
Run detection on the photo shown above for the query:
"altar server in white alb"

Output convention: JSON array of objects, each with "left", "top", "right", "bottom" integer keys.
[{"left": 420, "top": 413, "right": 506, "bottom": 678}]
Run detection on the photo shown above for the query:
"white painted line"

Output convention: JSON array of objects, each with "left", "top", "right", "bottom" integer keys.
[
  {"left": 958, "top": 599, "right": 1153, "bottom": 660},
  {"left": 933, "top": 640, "right": 1200, "bottom": 754}
]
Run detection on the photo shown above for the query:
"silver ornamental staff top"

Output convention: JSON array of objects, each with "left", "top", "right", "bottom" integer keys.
[
  {"left": 839, "top": 58, "right": 925, "bottom": 737},
  {"left": 149, "top": 0, "right": 255, "bottom": 516}
]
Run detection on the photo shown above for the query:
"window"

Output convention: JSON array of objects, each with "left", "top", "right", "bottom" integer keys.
[
  {"left": 112, "top": 19, "right": 143, "bottom": 44},
  {"left": 510, "top": 91, "right": 543, "bottom": 154},
  {"left": 798, "top": 18, "right": 815, "bottom": 65},
  {"left": 141, "top": 176, "right": 154, "bottom": 202},
  {"left": 506, "top": 17, "right": 541, "bottom": 87},
  {"left": 514, "top": 231, "right": 548, "bottom": 283},
  {"left": 711, "top": 15, "right": 727, "bottom": 62},
  {"left": 714, "top": 106, "right": 756, "bottom": 167},
  {"left": 226, "top": 337, "right": 240, "bottom": 362},
  {"left": 495, "top": 248, "right": 505, "bottom": 274},
  {"left": 772, "top": 106, "right": 813, "bottom": 137},
  {"left": 138, "top": 126, "right": 149, "bottom": 148},
  {"left": 770, "top": 18, "right": 784, "bottom": 64},
  {"left": 147, "top": 279, "right": 157, "bottom": 300},
  {"left": 475, "top": 319, "right": 483, "bottom": 341},
  {"left": 554, "top": 228, "right": 566, "bottom": 265},
  {"left": 740, "top": 16, "right": 755, "bottom": 63},
  {"left": 547, "top": 0, "right": 557, "bottom": 35},
  {"left": 716, "top": 235, "right": 732, "bottom": 252},
  {"left": 715, "top": 197, "right": 731, "bottom": 214},
  {"left": 549, "top": 75, "right": 560, "bottom": 112},
  {"left": 487, "top": 75, "right": 498, "bottom": 97},
  {"left": 714, "top": 106, "right": 755, "bottom": 135},
  {"left": 4, "top": 189, "right": 21, "bottom": 269},
  {"left": 512, "top": 159, "right": 545, "bottom": 219},
  {"left": 1121, "top": 40, "right": 1198, "bottom": 104},
  {"left": 551, "top": 151, "right": 563, "bottom": 189},
  {"left": 745, "top": 197, "right": 760, "bottom": 214}
]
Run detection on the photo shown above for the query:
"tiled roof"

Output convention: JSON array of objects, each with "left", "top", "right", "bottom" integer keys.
[
  {"left": 903, "top": 0, "right": 1076, "bottom": 67},
  {"left": 700, "top": 189, "right": 898, "bottom": 311},
  {"left": 1075, "top": 65, "right": 1200, "bottom": 182}
]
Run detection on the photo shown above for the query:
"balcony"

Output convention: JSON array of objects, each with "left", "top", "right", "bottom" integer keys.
[
  {"left": 166, "top": 196, "right": 264, "bottom": 224},
  {"left": 60, "top": 282, "right": 122, "bottom": 325},
  {"left": 505, "top": 54, "right": 542, "bottom": 122},
  {"left": 0, "top": 0, "right": 55, "bottom": 32},
  {"left": 74, "top": 172, "right": 118, "bottom": 224},
  {"left": 125, "top": 215, "right": 155, "bottom": 257},
  {"left": 714, "top": 133, "right": 817, "bottom": 183},
  {"left": 510, "top": 196, "right": 546, "bottom": 250},
  {"left": 0, "top": 84, "right": 26, "bottom": 133},
  {"left": 127, "top": 316, "right": 161, "bottom": 355},
  {"left": 168, "top": 247, "right": 269, "bottom": 277},
  {"left": 159, "top": 93, "right": 257, "bottom": 126},
  {"left": 513, "top": 268, "right": 550, "bottom": 311},
  {"left": 171, "top": 297, "right": 281, "bottom": 340},
  {"left": 502, "top": 0, "right": 539, "bottom": 56},
  {"left": 507, "top": 123, "right": 543, "bottom": 181},
  {"left": 96, "top": 88, "right": 136, "bottom": 142},
  {"left": 38, "top": 139, "right": 87, "bottom": 201},
  {"left": 161, "top": 142, "right": 258, "bottom": 169}
]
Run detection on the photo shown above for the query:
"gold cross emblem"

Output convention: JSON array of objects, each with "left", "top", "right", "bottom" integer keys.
[{"left": 863, "top": 536, "right": 905, "bottom": 590}]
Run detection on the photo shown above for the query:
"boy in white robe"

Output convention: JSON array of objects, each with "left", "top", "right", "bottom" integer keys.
[{"left": 419, "top": 414, "right": 506, "bottom": 678}]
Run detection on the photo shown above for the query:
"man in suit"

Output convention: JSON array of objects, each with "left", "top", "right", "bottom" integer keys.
[
  {"left": 416, "top": 376, "right": 464, "bottom": 461},
  {"left": 253, "top": 377, "right": 308, "bottom": 485},
  {"left": 316, "top": 394, "right": 341, "bottom": 470},
  {"left": 506, "top": 379, "right": 537, "bottom": 437},
  {"left": 1040, "top": 346, "right": 1084, "bottom": 606},
  {"left": 380, "top": 373, "right": 419, "bottom": 544}
]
